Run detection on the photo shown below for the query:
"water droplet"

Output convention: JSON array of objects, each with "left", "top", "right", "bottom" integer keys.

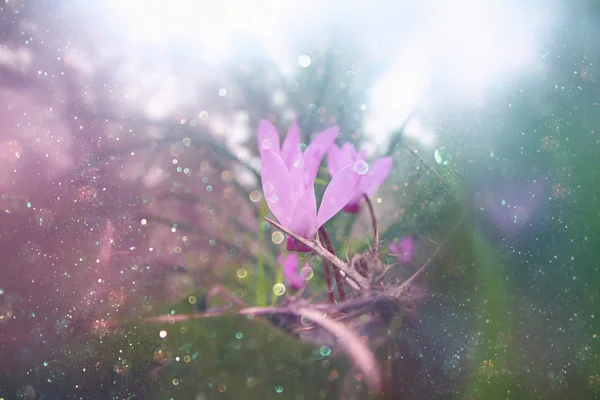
[
  {"left": 188, "top": 296, "right": 197, "bottom": 304},
  {"left": 249, "top": 190, "right": 262, "bottom": 202},
  {"left": 159, "top": 330, "right": 167, "bottom": 339},
  {"left": 262, "top": 139, "right": 273, "bottom": 150},
  {"left": 298, "top": 55, "right": 311, "bottom": 68},
  {"left": 434, "top": 147, "right": 451, "bottom": 166},
  {"left": 300, "top": 266, "right": 314, "bottom": 280},
  {"left": 273, "top": 283, "right": 286, "bottom": 296},
  {"left": 264, "top": 183, "right": 274, "bottom": 193},
  {"left": 172, "top": 378, "right": 180, "bottom": 386},
  {"left": 293, "top": 154, "right": 304, "bottom": 169},
  {"left": 275, "top": 384, "right": 284, "bottom": 393},
  {"left": 236, "top": 268, "right": 248, "bottom": 279},
  {"left": 319, "top": 345, "right": 332, "bottom": 356},
  {"left": 183, "top": 137, "right": 191, "bottom": 146},
  {"left": 218, "top": 88, "right": 227, "bottom": 96},
  {"left": 352, "top": 160, "right": 369, "bottom": 175},
  {"left": 268, "top": 194, "right": 279, "bottom": 204},
  {"left": 217, "top": 383, "right": 227, "bottom": 392},
  {"left": 236, "top": 332, "right": 243, "bottom": 339},
  {"left": 271, "top": 231, "right": 284, "bottom": 244}
]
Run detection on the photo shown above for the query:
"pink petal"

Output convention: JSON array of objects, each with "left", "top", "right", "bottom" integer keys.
[
  {"left": 303, "top": 126, "right": 339, "bottom": 186},
  {"left": 257, "top": 119, "right": 281, "bottom": 158},
  {"left": 389, "top": 236, "right": 414, "bottom": 265},
  {"left": 286, "top": 184, "right": 317, "bottom": 252},
  {"left": 286, "top": 236, "right": 312, "bottom": 252},
  {"left": 280, "top": 119, "right": 300, "bottom": 169},
  {"left": 261, "top": 149, "right": 292, "bottom": 225},
  {"left": 283, "top": 253, "right": 305, "bottom": 290},
  {"left": 342, "top": 195, "right": 362, "bottom": 214},
  {"left": 327, "top": 144, "right": 343, "bottom": 177},
  {"left": 287, "top": 147, "right": 305, "bottom": 200},
  {"left": 360, "top": 156, "right": 393, "bottom": 196},
  {"left": 357, "top": 149, "right": 368, "bottom": 162},
  {"left": 289, "top": 184, "right": 317, "bottom": 239},
  {"left": 341, "top": 142, "right": 357, "bottom": 157},
  {"left": 316, "top": 162, "right": 364, "bottom": 228}
]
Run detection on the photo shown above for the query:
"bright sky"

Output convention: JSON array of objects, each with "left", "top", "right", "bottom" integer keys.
[{"left": 100, "top": 0, "right": 555, "bottom": 155}]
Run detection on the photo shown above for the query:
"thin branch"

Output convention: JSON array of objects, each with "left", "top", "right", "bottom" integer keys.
[
  {"left": 265, "top": 217, "right": 369, "bottom": 290},
  {"left": 318, "top": 227, "right": 346, "bottom": 301}
]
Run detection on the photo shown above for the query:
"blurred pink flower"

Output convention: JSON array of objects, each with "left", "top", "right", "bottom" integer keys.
[
  {"left": 258, "top": 119, "right": 364, "bottom": 251},
  {"left": 280, "top": 252, "right": 306, "bottom": 290},
  {"left": 327, "top": 143, "right": 393, "bottom": 213},
  {"left": 388, "top": 236, "right": 414, "bottom": 265}
]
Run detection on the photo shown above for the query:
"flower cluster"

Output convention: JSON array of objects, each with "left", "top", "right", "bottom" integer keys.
[{"left": 258, "top": 119, "right": 393, "bottom": 289}]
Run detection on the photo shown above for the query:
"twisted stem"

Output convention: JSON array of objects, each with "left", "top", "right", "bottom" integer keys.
[
  {"left": 318, "top": 227, "right": 346, "bottom": 301},
  {"left": 362, "top": 194, "right": 379, "bottom": 256}
]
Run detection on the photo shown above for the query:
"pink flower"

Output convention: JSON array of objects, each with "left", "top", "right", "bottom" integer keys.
[
  {"left": 327, "top": 143, "right": 393, "bottom": 213},
  {"left": 280, "top": 252, "right": 306, "bottom": 290},
  {"left": 258, "top": 119, "right": 364, "bottom": 251},
  {"left": 388, "top": 236, "right": 414, "bottom": 265}
]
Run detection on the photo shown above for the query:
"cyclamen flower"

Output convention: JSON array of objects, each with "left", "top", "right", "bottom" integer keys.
[
  {"left": 388, "top": 236, "right": 414, "bottom": 265},
  {"left": 280, "top": 252, "right": 306, "bottom": 290},
  {"left": 327, "top": 143, "right": 393, "bottom": 213},
  {"left": 258, "top": 119, "right": 365, "bottom": 251}
]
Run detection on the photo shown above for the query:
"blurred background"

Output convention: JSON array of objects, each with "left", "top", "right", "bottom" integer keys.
[{"left": 0, "top": 0, "right": 599, "bottom": 399}]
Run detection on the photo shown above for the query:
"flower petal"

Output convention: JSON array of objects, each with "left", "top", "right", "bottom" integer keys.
[
  {"left": 360, "top": 156, "right": 393, "bottom": 196},
  {"left": 261, "top": 148, "right": 292, "bottom": 225},
  {"left": 357, "top": 149, "right": 368, "bottom": 162},
  {"left": 289, "top": 184, "right": 317, "bottom": 239},
  {"left": 341, "top": 142, "right": 357, "bottom": 157},
  {"left": 283, "top": 253, "right": 305, "bottom": 290},
  {"left": 280, "top": 119, "right": 300, "bottom": 169},
  {"left": 342, "top": 195, "right": 362, "bottom": 214},
  {"left": 257, "top": 119, "right": 281, "bottom": 158},
  {"left": 316, "top": 162, "right": 363, "bottom": 228},
  {"left": 288, "top": 147, "right": 305, "bottom": 200},
  {"left": 389, "top": 236, "right": 414, "bottom": 265},
  {"left": 327, "top": 144, "right": 343, "bottom": 177},
  {"left": 303, "top": 126, "right": 339, "bottom": 186}
]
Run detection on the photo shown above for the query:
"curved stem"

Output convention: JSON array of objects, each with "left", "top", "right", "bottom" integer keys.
[
  {"left": 318, "top": 227, "right": 346, "bottom": 301},
  {"left": 322, "top": 256, "right": 336, "bottom": 303},
  {"left": 362, "top": 194, "right": 379, "bottom": 255},
  {"left": 265, "top": 217, "right": 369, "bottom": 290}
]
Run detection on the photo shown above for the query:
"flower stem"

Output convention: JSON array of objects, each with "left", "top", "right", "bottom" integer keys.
[
  {"left": 318, "top": 227, "right": 346, "bottom": 301},
  {"left": 362, "top": 194, "right": 379, "bottom": 256},
  {"left": 322, "top": 257, "right": 336, "bottom": 304}
]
